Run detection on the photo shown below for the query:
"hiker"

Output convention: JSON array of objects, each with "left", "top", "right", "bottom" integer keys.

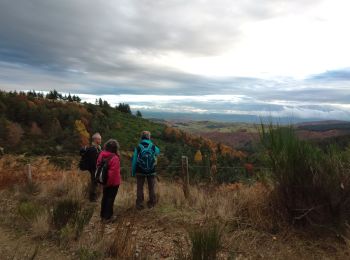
[
  {"left": 132, "top": 131, "right": 160, "bottom": 210},
  {"left": 97, "top": 139, "right": 121, "bottom": 222},
  {"left": 80, "top": 133, "right": 102, "bottom": 202}
]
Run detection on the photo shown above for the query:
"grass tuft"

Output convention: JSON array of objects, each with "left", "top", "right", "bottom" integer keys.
[
  {"left": 189, "top": 223, "right": 222, "bottom": 260},
  {"left": 52, "top": 198, "right": 80, "bottom": 229}
]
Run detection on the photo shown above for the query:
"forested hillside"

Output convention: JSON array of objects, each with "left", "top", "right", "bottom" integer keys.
[{"left": 0, "top": 90, "right": 247, "bottom": 182}]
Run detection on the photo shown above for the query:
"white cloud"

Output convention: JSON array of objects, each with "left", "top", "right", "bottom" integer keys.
[{"left": 0, "top": 0, "right": 350, "bottom": 121}]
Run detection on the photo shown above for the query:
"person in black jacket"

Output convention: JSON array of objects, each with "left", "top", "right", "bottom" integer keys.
[{"left": 85, "top": 133, "right": 102, "bottom": 201}]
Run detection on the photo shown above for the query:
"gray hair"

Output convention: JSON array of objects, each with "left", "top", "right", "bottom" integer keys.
[{"left": 92, "top": 132, "right": 101, "bottom": 140}]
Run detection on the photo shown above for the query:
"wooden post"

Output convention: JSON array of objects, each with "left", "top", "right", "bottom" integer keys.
[
  {"left": 26, "top": 164, "right": 32, "bottom": 183},
  {"left": 181, "top": 156, "right": 190, "bottom": 199}
]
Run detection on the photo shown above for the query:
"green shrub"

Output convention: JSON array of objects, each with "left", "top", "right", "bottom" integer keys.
[
  {"left": 259, "top": 123, "right": 350, "bottom": 230},
  {"left": 59, "top": 225, "right": 75, "bottom": 246},
  {"left": 77, "top": 247, "right": 102, "bottom": 260},
  {"left": 48, "top": 156, "right": 73, "bottom": 170},
  {"left": 215, "top": 168, "right": 247, "bottom": 184},
  {"left": 189, "top": 224, "right": 222, "bottom": 260},
  {"left": 53, "top": 199, "right": 80, "bottom": 229},
  {"left": 18, "top": 201, "right": 42, "bottom": 221}
]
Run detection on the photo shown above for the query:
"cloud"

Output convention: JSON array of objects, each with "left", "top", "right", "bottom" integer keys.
[
  {"left": 0, "top": 0, "right": 349, "bottom": 121},
  {"left": 308, "top": 68, "right": 350, "bottom": 81}
]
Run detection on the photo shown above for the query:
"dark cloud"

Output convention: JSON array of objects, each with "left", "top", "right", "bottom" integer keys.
[{"left": 0, "top": 0, "right": 348, "bottom": 120}]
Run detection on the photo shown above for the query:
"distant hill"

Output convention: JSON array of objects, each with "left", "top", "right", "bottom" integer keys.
[
  {"left": 168, "top": 119, "right": 350, "bottom": 151},
  {"left": 143, "top": 111, "right": 324, "bottom": 124},
  {"left": 296, "top": 120, "right": 350, "bottom": 132}
]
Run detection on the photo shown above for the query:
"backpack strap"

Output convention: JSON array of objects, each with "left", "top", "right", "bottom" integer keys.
[{"left": 106, "top": 154, "right": 115, "bottom": 161}]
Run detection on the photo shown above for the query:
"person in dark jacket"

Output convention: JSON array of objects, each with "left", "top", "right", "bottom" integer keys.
[
  {"left": 132, "top": 131, "right": 160, "bottom": 210},
  {"left": 97, "top": 139, "right": 121, "bottom": 222},
  {"left": 85, "top": 133, "right": 102, "bottom": 202}
]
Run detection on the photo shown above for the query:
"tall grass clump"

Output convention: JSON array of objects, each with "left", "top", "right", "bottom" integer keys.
[
  {"left": 53, "top": 198, "right": 81, "bottom": 229},
  {"left": 259, "top": 123, "right": 350, "bottom": 231},
  {"left": 106, "top": 219, "right": 136, "bottom": 259},
  {"left": 18, "top": 201, "right": 43, "bottom": 221},
  {"left": 52, "top": 198, "right": 94, "bottom": 245},
  {"left": 189, "top": 224, "right": 222, "bottom": 260}
]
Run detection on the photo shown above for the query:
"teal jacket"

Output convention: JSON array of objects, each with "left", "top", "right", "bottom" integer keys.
[{"left": 131, "top": 139, "right": 160, "bottom": 177}]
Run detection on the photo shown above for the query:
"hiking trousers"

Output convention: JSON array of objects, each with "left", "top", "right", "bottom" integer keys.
[
  {"left": 89, "top": 170, "right": 98, "bottom": 201},
  {"left": 136, "top": 175, "right": 156, "bottom": 208},
  {"left": 101, "top": 185, "right": 119, "bottom": 220}
]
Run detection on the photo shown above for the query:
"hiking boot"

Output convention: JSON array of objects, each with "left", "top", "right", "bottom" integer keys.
[
  {"left": 89, "top": 193, "right": 97, "bottom": 202},
  {"left": 147, "top": 201, "right": 155, "bottom": 209},
  {"left": 101, "top": 218, "right": 112, "bottom": 224},
  {"left": 136, "top": 204, "right": 144, "bottom": 211}
]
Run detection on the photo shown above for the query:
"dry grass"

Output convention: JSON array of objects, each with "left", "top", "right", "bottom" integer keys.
[
  {"left": 117, "top": 181, "right": 136, "bottom": 209},
  {"left": 1, "top": 156, "right": 350, "bottom": 259},
  {"left": 106, "top": 218, "right": 137, "bottom": 259},
  {"left": 31, "top": 211, "right": 50, "bottom": 238}
]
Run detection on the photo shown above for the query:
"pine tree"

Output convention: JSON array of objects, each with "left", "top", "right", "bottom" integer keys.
[{"left": 136, "top": 110, "right": 142, "bottom": 118}]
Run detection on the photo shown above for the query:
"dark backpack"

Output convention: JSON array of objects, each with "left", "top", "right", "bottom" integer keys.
[
  {"left": 94, "top": 155, "right": 114, "bottom": 185},
  {"left": 79, "top": 146, "right": 100, "bottom": 171},
  {"left": 136, "top": 142, "right": 156, "bottom": 174},
  {"left": 79, "top": 147, "right": 89, "bottom": 171}
]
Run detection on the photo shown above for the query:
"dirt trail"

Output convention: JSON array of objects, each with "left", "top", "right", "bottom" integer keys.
[
  {"left": 0, "top": 226, "right": 71, "bottom": 260},
  {"left": 80, "top": 205, "right": 192, "bottom": 259}
]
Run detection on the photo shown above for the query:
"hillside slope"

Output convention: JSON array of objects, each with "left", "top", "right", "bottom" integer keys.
[{"left": 0, "top": 91, "right": 246, "bottom": 182}]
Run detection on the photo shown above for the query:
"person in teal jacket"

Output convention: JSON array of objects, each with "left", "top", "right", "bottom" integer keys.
[{"left": 132, "top": 131, "right": 160, "bottom": 209}]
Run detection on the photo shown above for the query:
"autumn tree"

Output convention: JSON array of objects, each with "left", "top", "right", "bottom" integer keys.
[
  {"left": 30, "top": 122, "right": 42, "bottom": 136},
  {"left": 6, "top": 121, "right": 24, "bottom": 146},
  {"left": 194, "top": 150, "right": 203, "bottom": 163},
  {"left": 74, "top": 120, "right": 90, "bottom": 146},
  {"left": 136, "top": 110, "right": 142, "bottom": 118}
]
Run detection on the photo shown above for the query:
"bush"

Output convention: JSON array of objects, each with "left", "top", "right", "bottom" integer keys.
[
  {"left": 74, "top": 206, "right": 94, "bottom": 239},
  {"left": 259, "top": 123, "right": 350, "bottom": 231},
  {"left": 59, "top": 225, "right": 76, "bottom": 246},
  {"left": 106, "top": 219, "right": 136, "bottom": 259},
  {"left": 18, "top": 201, "right": 43, "bottom": 221},
  {"left": 77, "top": 247, "right": 102, "bottom": 260},
  {"left": 48, "top": 156, "right": 73, "bottom": 170},
  {"left": 53, "top": 199, "right": 80, "bottom": 229},
  {"left": 31, "top": 211, "right": 50, "bottom": 238},
  {"left": 189, "top": 224, "right": 222, "bottom": 260},
  {"left": 215, "top": 168, "right": 247, "bottom": 184}
]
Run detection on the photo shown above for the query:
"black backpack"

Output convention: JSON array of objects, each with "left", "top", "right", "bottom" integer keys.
[
  {"left": 79, "top": 147, "right": 89, "bottom": 171},
  {"left": 94, "top": 155, "right": 114, "bottom": 185},
  {"left": 79, "top": 146, "right": 100, "bottom": 171}
]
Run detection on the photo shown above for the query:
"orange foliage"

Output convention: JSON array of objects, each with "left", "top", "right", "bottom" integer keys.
[{"left": 219, "top": 143, "right": 246, "bottom": 159}]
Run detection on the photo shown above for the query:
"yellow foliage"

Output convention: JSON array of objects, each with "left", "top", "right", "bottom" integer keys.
[
  {"left": 74, "top": 120, "right": 90, "bottom": 146},
  {"left": 194, "top": 150, "right": 203, "bottom": 163}
]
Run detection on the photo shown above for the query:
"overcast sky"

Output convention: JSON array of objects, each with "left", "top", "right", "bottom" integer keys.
[{"left": 0, "top": 0, "right": 349, "bottom": 120}]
